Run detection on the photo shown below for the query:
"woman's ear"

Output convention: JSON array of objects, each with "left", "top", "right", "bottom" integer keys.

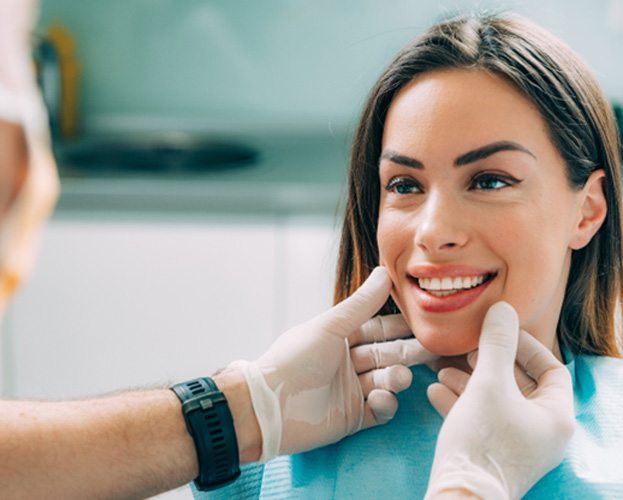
[{"left": 569, "top": 169, "right": 608, "bottom": 250}]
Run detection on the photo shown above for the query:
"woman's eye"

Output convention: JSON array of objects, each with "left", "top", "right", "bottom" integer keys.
[
  {"left": 385, "top": 177, "right": 421, "bottom": 195},
  {"left": 470, "top": 173, "right": 517, "bottom": 191}
]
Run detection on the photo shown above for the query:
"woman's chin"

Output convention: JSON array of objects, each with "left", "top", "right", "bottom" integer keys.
[
  {"left": 397, "top": 303, "right": 486, "bottom": 356},
  {"left": 413, "top": 328, "right": 480, "bottom": 357}
]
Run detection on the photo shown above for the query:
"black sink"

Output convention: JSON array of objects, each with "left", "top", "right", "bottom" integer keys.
[{"left": 57, "top": 133, "right": 258, "bottom": 173}]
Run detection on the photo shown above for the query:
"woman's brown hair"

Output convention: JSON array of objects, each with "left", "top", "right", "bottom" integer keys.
[{"left": 334, "top": 13, "right": 623, "bottom": 357}]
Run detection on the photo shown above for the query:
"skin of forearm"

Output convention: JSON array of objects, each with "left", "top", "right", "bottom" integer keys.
[
  {"left": 0, "top": 390, "right": 198, "bottom": 499},
  {"left": 0, "top": 370, "right": 261, "bottom": 499}
]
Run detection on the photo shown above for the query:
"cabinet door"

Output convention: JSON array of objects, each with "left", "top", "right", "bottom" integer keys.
[
  {"left": 5, "top": 216, "right": 278, "bottom": 399},
  {"left": 281, "top": 216, "right": 339, "bottom": 331}
]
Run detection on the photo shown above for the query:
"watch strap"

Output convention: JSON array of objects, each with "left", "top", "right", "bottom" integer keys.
[{"left": 171, "top": 377, "right": 241, "bottom": 491}]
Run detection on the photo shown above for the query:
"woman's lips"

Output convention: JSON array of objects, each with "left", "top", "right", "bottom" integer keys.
[{"left": 406, "top": 272, "right": 497, "bottom": 313}]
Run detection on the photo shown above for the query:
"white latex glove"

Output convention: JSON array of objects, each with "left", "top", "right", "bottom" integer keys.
[
  {"left": 425, "top": 302, "right": 575, "bottom": 500},
  {"left": 230, "top": 267, "right": 437, "bottom": 462}
]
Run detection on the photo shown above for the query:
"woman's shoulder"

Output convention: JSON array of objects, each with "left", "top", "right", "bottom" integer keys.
[
  {"left": 573, "top": 352, "right": 623, "bottom": 373},
  {"left": 568, "top": 352, "right": 623, "bottom": 409},
  {"left": 551, "top": 353, "right": 623, "bottom": 498}
]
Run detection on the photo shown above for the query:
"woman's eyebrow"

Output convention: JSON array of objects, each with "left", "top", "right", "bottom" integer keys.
[
  {"left": 379, "top": 150, "right": 424, "bottom": 169},
  {"left": 454, "top": 140, "right": 537, "bottom": 165},
  {"left": 380, "top": 140, "right": 536, "bottom": 170}
]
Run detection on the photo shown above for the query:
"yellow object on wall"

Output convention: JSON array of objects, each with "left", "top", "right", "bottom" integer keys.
[{"left": 46, "top": 21, "right": 80, "bottom": 138}]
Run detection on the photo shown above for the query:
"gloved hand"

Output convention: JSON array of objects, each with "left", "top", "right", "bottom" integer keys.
[
  {"left": 230, "top": 267, "right": 436, "bottom": 462},
  {"left": 425, "top": 302, "right": 575, "bottom": 500}
]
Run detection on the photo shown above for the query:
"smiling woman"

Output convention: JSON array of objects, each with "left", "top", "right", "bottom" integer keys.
[
  {"left": 336, "top": 17, "right": 623, "bottom": 362},
  {"left": 376, "top": 68, "right": 607, "bottom": 359},
  {"left": 197, "top": 12, "right": 623, "bottom": 500}
]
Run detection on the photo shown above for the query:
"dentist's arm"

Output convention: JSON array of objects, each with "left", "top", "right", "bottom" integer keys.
[
  {"left": 425, "top": 302, "right": 575, "bottom": 500},
  {"left": 0, "top": 268, "right": 432, "bottom": 498}
]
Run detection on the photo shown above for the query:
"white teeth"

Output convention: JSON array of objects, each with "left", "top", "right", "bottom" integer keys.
[
  {"left": 430, "top": 277, "right": 441, "bottom": 290},
  {"left": 441, "top": 277, "right": 453, "bottom": 290},
  {"left": 417, "top": 274, "right": 490, "bottom": 292}
]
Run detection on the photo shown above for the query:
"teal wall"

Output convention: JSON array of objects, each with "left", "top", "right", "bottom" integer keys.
[{"left": 38, "top": 0, "right": 623, "bottom": 134}]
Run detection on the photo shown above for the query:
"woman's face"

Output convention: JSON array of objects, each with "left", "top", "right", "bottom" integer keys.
[{"left": 377, "top": 68, "right": 590, "bottom": 357}]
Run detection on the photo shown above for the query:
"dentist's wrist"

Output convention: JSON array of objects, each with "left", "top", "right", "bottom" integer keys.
[{"left": 213, "top": 367, "right": 262, "bottom": 464}]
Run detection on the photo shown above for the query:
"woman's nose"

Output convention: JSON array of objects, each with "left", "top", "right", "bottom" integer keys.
[{"left": 414, "top": 191, "right": 469, "bottom": 254}]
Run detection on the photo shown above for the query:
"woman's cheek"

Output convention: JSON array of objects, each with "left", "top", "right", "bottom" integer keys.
[{"left": 377, "top": 212, "right": 408, "bottom": 269}]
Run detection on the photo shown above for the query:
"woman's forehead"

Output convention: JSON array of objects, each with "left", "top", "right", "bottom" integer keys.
[{"left": 382, "top": 68, "right": 553, "bottom": 161}]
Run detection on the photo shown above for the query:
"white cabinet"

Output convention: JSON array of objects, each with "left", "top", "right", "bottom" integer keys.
[
  {"left": 281, "top": 216, "right": 339, "bottom": 329},
  {"left": 3, "top": 213, "right": 338, "bottom": 400},
  {"left": 5, "top": 215, "right": 279, "bottom": 398}
]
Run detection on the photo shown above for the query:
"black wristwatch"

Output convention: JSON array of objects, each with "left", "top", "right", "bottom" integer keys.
[{"left": 170, "top": 377, "right": 241, "bottom": 491}]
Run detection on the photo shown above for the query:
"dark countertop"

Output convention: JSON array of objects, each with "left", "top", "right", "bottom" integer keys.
[{"left": 53, "top": 132, "right": 351, "bottom": 216}]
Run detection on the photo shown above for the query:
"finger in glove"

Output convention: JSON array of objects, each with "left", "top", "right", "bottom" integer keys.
[
  {"left": 358, "top": 364, "right": 413, "bottom": 397},
  {"left": 316, "top": 267, "right": 391, "bottom": 338},
  {"left": 351, "top": 337, "right": 437, "bottom": 373},
  {"left": 427, "top": 383, "right": 458, "bottom": 418},
  {"left": 516, "top": 329, "right": 573, "bottom": 399},
  {"left": 437, "top": 367, "right": 470, "bottom": 397},
  {"left": 362, "top": 389, "right": 398, "bottom": 428},
  {"left": 349, "top": 313, "right": 411, "bottom": 346},
  {"left": 469, "top": 350, "right": 537, "bottom": 396}
]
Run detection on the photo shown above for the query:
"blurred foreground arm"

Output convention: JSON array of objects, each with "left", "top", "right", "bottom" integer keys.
[
  {"left": 425, "top": 302, "right": 575, "bottom": 500},
  {"left": 0, "top": 0, "right": 59, "bottom": 310}
]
